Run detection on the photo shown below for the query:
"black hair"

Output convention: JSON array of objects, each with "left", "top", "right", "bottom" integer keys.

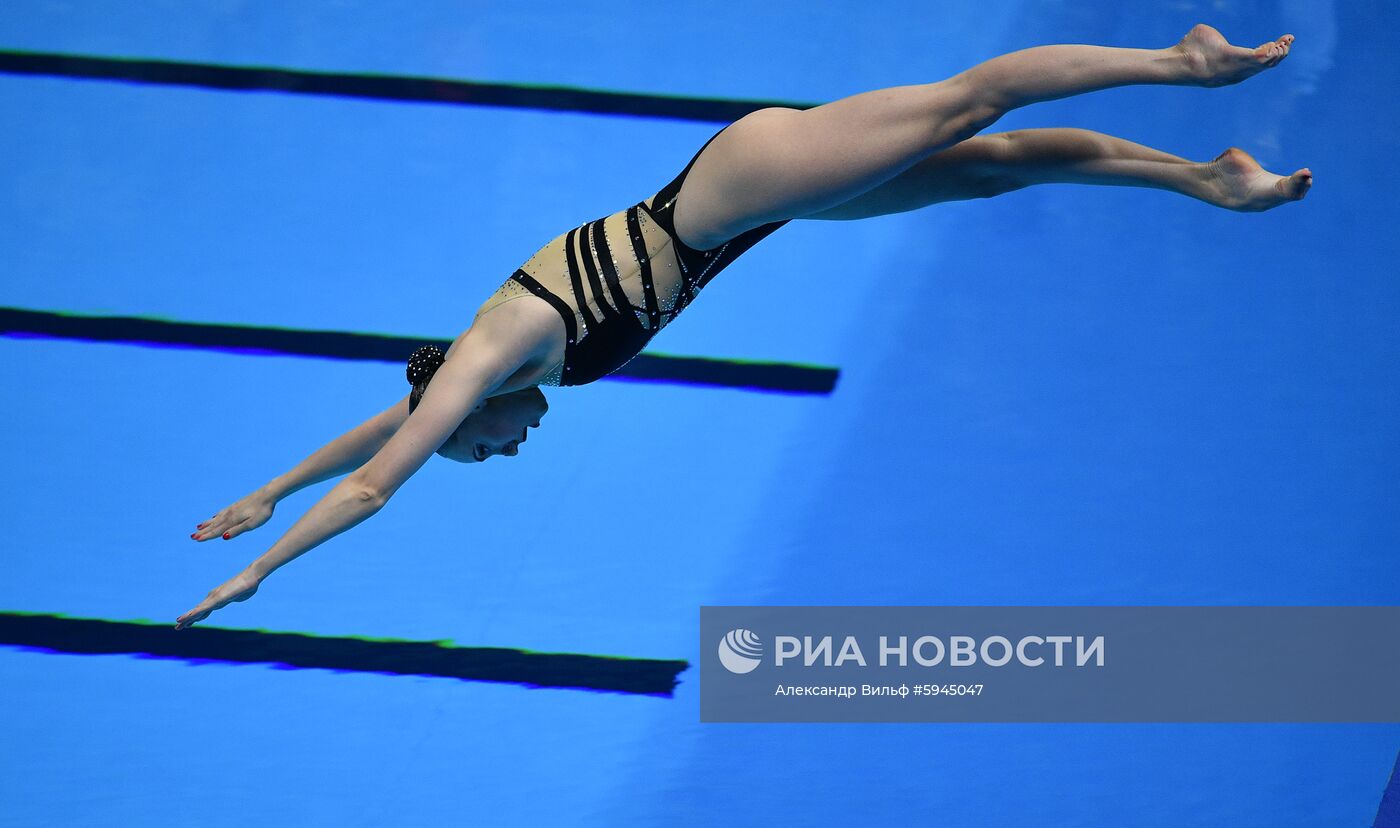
[{"left": 406, "top": 344, "right": 446, "bottom": 413}]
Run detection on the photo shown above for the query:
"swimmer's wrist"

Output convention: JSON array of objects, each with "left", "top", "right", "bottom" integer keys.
[
  {"left": 259, "top": 477, "right": 291, "bottom": 503},
  {"left": 240, "top": 563, "right": 269, "bottom": 585}
]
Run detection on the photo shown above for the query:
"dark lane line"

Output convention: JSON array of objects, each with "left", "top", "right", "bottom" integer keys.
[
  {"left": 0, "top": 307, "right": 840, "bottom": 394},
  {"left": 0, "top": 611, "right": 688, "bottom": 696},
  {"left": 0, "top": 49, "right": 815, "bottom": 121}
]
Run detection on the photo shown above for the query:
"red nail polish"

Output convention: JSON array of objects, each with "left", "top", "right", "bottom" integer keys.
[{"left": 223, "top": 533, "right": 231, "bottom": 540}]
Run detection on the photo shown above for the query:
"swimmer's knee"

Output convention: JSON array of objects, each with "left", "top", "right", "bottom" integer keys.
[
  {"left": 969, "top": 173, "right": 1024, "bottom": 199},
  {"left": 931, "top": 76, "right": 1007, "bottom": 147}
]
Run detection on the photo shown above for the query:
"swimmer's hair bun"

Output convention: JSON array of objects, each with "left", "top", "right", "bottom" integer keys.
[{"left": 406, "top": 344, "right": 446, "bottom": 387}]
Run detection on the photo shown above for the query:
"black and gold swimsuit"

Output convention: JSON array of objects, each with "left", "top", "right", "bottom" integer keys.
[{"left": 472, "top": 124, "right": 789, "bottom": 386}]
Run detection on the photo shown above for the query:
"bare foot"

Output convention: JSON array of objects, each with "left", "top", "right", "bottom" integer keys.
[
  {"left": 1206, "top": 147, "right": 1312, "bottom": 212},
  {"left": 1174, "top": 23, "right": 1294, "bottom": 87}
]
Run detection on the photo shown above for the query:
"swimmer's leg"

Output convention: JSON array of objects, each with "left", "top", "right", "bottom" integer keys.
[
  {"left": 797, "top": 128, "right": 1313, "bottom": 218},
  {"left": 673, "top": 24, "right": 1294, "bottom": 247}
]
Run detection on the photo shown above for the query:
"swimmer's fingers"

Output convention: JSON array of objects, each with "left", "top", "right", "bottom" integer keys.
[
  {"left": 203, "top": 515, "right": 254, "bottom": 542},
  {"left": 173, "top": 603, "right": 211, "bottom": 630},
  {"left": 175, "top": 571, "right": 261, "bottom": 631},
  {"left": 192, "top": 510, "right": 229, "bottom": 541},
  {"left": 219, "top": 518, "right": 253, "bottom": 541},
  {"left": 192, "top": 491, "right": 276, "bottom": 542}
]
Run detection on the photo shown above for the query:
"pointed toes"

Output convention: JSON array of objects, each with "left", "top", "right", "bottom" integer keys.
[
  {"left": 1286, "top": 170, "right": 1313, "bottom": 199},
  {"left": 1256, "top": 35, "right": 1293, "bottom": 66}
]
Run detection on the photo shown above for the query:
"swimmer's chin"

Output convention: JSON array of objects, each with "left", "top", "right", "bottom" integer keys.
[{"left": 436, "top": 443, "right": 483, "bottom": 464}]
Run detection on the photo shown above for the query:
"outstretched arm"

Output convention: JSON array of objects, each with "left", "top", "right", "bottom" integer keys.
[
  {"left": 175, "top": 322, "right": 531, "bottom": 630},
  {"left": 192, "top": 394, "right": 410, "bottom": 542},
  {"left": 266, "top": 394, "right": 411, "bottom": 500}
]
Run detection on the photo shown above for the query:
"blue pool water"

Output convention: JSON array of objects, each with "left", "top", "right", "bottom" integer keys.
[{"left": 2, "top": 2, "right": 1397, "bottom": 825}]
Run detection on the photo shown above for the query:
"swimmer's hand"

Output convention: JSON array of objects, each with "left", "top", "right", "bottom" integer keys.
[
  {"left": 174, "top": 570, "right": 261, "bottom": 631},
  {"left": 191, "top": 487, "right": 276, "bottom": 542}
]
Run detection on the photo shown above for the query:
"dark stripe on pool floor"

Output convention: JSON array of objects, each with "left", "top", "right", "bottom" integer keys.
[
  {"left": 1376, "top": 750, "right": 1400, "bottom": 828},
  {"left": 0, "top": 612, "right": 688, "bottom": 697},
  {"left": 0, "top": 49, "right": 815, "bottom": 121},
  {"left": 0, "top": 306, "right": 840, "bottom": 395}
]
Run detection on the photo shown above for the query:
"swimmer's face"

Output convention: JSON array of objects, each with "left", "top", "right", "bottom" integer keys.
[{"left": 437, "top": 386, "right": 548, "bottom": 464}]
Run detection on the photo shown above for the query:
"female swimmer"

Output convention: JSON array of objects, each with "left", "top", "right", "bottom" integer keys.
[{"left": 177, "top": 24, "right": 1309, "bottom": 629}]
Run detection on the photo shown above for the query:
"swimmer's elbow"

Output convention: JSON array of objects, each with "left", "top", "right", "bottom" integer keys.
[
  {"left": 347, "top": 473, "right": 390, "bottom": 510},
  {"left": 355, "top": 486, "right": 387, "bottom": 508}
]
